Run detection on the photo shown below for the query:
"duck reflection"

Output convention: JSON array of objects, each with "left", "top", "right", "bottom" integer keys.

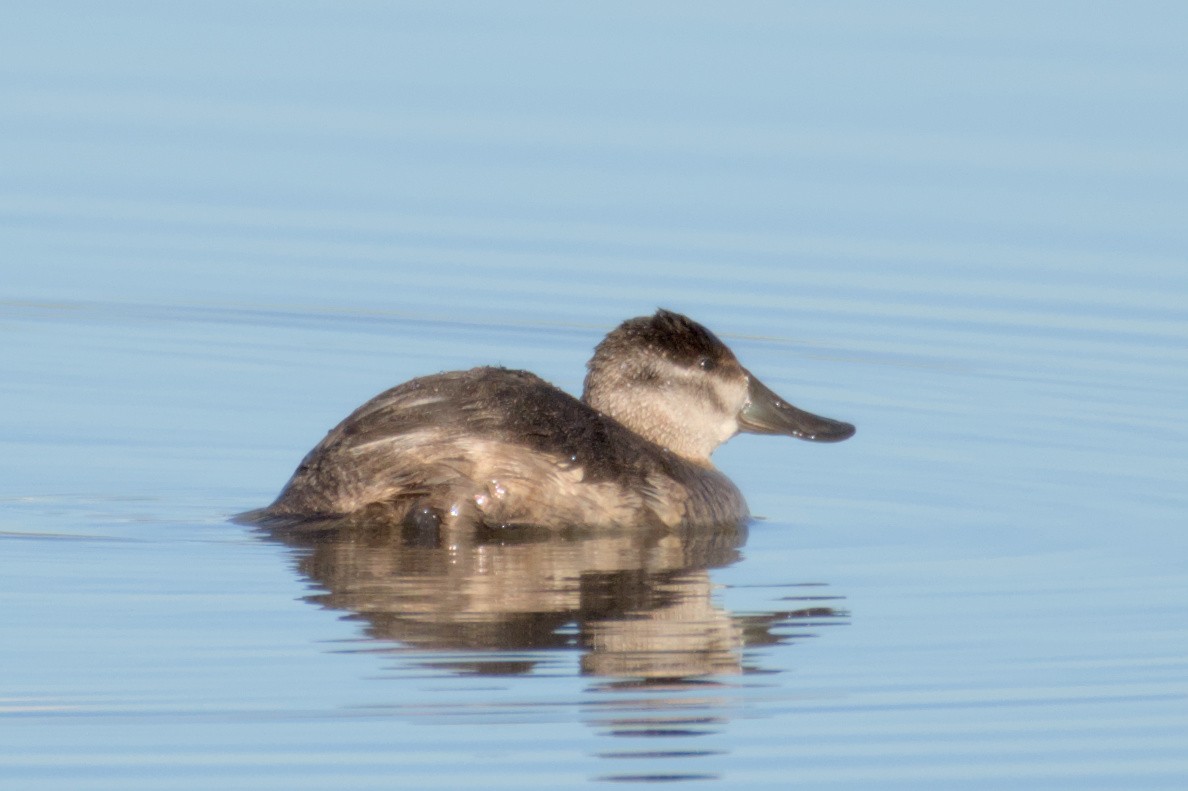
[{"left": 263, "top": 513, "right": 847, "bottom": 679}]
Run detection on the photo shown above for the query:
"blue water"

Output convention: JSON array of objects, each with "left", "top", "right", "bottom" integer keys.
[{"left": 3, "top": 3, "right": 1186, "bottom": 789}]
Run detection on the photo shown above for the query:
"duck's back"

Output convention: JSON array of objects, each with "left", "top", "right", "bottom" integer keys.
[{"left": 265, "top": 367, "right": 747, "bottom": 529}]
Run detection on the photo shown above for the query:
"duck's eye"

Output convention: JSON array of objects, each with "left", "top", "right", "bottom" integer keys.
[{"left": 698, "top": 356, "right": 717, "bottom": 372}]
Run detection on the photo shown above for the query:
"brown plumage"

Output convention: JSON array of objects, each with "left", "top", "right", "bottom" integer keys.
[{"left": 254, "top": 310, "right": 854, "bottom": 530}]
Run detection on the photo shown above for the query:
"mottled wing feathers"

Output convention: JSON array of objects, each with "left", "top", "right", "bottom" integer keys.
[{"left": 270, "top": 367, "right": 690, "bottom": 523}]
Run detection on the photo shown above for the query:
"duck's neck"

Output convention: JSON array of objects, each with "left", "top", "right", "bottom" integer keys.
[{"left": 582, "top": 388, "right": 717, "bottom": 468}]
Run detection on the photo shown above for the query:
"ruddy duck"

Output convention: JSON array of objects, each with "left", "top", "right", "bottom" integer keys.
[{"left": 258, "top": 310, "right": 854, "bottom": 529}]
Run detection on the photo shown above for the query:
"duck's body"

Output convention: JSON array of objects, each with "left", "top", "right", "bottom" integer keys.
[
  {"left": 260, "top": 310, "right": 854, "bottom": 529},
  {"left": 265, "top": 366, "right": 747, "bottom": 528}
]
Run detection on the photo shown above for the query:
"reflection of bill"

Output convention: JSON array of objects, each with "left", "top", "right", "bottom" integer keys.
[{"left": 264, "top": 515, "right": 847, "bottom": 680}]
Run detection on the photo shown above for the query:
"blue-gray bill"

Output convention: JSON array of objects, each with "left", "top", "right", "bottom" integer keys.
[{"left": 738, "top": 374, "right": 856, "bottom": 442}]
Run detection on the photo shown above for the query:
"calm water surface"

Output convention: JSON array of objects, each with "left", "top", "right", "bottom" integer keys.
[{"left": 3, "top": 3, "right": 1187, "bottom": 789}]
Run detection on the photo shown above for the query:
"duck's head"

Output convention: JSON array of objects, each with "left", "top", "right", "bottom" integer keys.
[{"left": 582, "top": 309, "right": 855, "bottom": 466}]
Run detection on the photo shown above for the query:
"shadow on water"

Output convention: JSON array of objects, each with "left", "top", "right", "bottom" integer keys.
[{"left": 258, "top": 513, "right": 849, "bottom": 680}]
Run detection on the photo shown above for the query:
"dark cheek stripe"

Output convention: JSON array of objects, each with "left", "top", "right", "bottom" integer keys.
[{"left": 704, "top": 383, "right": 727, "bottom": 414}]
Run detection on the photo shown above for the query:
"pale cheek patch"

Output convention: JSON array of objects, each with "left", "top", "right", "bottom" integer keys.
[{"left": 711, "top": 378, "right": 747, "bottom": 441}]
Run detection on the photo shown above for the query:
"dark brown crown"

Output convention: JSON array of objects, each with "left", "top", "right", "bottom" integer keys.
[{"left": 594, "top": 309, "right": 735, "bottom": 369}]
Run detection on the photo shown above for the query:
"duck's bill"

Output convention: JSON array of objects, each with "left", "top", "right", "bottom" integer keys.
[{"left": 739, "top": 376, "right": 856, "bottom": 442}]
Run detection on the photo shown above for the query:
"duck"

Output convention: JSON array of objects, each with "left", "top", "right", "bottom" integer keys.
[{"left": 257, "top": 309, "right": 854, "bottom": 530}]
